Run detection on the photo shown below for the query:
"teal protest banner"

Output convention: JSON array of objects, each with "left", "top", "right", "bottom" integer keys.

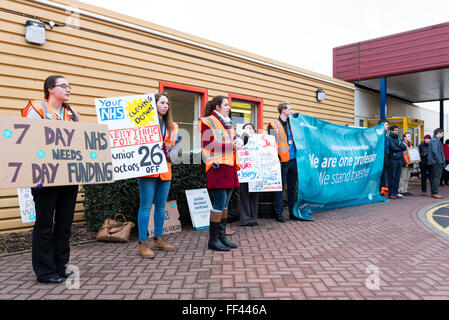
[{"left": 290, "top": 114, "right": 387, "bottom": 221}]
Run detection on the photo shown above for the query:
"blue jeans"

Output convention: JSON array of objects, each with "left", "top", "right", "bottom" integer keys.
[
  {"left": 211, "top": 188, "right": 233, "bottom": 212},
  {"left": 274, "top": 158, "right": 298, "bottom": 215},
  {"left": 137, "top": 177, "right": 171, "bottom": 241}
]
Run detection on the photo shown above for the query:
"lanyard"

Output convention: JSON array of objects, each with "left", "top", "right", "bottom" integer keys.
[{"left": 161, "top": 120, "right": 166, "bottom": 139}]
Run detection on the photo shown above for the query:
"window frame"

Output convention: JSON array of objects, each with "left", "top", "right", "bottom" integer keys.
[{"left": 228, "top": 93, "right": 263, "bottom": 132}]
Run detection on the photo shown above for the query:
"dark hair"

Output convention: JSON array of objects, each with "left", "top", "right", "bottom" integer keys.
[
  {"left": 434, "top": 128, "right": 444, "bottom": 136},
  {"left": 378, "top": 120, "right": 389, "bottom": 124},
  {"left": 390, "top": 125, "right": 399, "bottom": 131},
  {"left": 277, "top": 102, "right": 290, "bottom": 114},
  {"left": 403, "top": 132, "right": 411, "bottom": 138},
  {"left": 445, "top": 139, "right": 449, "bottom": 144},
  {"left": 243, "top": 123, "right": 255, "bottom": 131},
  {"left": 155, "top": 93, "right": 174, "bottom": 136},
  {"left": 204, "top": 95, "right": 228, "bottom": 117},
  {"left": 44, "top": 75, "right": 65, "bottom": 100}
]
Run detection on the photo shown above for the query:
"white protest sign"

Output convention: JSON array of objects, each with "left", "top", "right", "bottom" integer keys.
[
  {"left": 238, "top": 134, "right": 282, "bottom": 192},
  {"left": 95, "top": 94, "right": 168, "bottom": 180},
  {"left": 408, "top": 148, "right": 420, "bottom": 162},
  {"left": 237, "top": 137, "right": 261, "bottom": 183},
  {"left": 17, "top": 188, "right": 36, "bottom": 224},
  {"left": 185, "top": 188, "right": 212, "bottom": 230}
]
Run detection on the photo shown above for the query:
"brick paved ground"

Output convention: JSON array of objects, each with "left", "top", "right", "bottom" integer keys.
[{"left": 1, "top": 184, "right": 448, "bottom": 300}]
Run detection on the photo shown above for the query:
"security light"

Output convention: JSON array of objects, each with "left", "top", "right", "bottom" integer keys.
[
  {"left": 25, "top": 20, "right": 46, "bottom": 45},
  {"left": 316, "top": 89, "right": 326, "bottom": 102}
]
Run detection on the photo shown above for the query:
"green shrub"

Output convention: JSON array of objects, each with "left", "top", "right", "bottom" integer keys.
[{"left": 82, "top": 152, "right": 208, "bottom": 232}]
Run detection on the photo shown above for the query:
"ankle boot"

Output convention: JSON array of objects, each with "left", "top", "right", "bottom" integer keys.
[
  {"left": 138, "top": 241, "right": 155, "bottom": 259},
  {"left": 208, "top": 221, "right": 230, "bottom": 251},
  {"left": 218, "top": 218, "right": 238, "bottom": 249},
  {"left": 153, "top": 236, "right": 175, "bottom": 251}
]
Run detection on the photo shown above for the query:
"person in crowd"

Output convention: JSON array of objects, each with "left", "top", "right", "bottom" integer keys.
[
  {"left": 267, "top": 102, "right": 298, "bottom": 222},
  {"left": 440, "top": 139, "right": 449, "bottom": 186},
  {"left": 379, "top": 120, "right": 390, "bottom": 196},
  {"left": 137, "top": 93, "right": 181, "bottom": 258},
  {"left": 399, "top": 132, "right": 414, "bottom": 196},
  {"left": 199, "top": 95, "right": 241, "bottom": 251},
  {"left": 239, "top": 123, "right": 259, "bottom": 227},
  {"left": 419, "top": 135, "right": 432, "bottom": 196},
  {"left": 387, "top": 126, "right": 407, "bottom": 200},
  {"left": 428, "top": 128, "right": 445, "bottom": 199},
  {"left": 22, "top": 75, "right": 80, "bottom": 284}
]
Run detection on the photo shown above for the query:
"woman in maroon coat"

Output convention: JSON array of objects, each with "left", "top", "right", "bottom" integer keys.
[{"left": 199, "top": 95, "right": 241, "bottom": 251}]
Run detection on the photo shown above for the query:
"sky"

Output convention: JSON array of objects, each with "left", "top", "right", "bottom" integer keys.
[{"left": 84, "top": 0, "right": 449, "bottom": 111}]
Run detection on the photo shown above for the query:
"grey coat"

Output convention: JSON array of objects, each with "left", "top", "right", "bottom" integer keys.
[{"left": 427, "top": 136, "right": 445, "bottom": 165}]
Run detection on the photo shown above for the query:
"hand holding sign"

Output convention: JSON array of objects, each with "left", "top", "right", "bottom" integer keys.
[
  {"left": 95, "top": 94, "right": 168, "bottom": 180},
  {"left": 0, "top": 116, "right": 113, "bottom": 188}
]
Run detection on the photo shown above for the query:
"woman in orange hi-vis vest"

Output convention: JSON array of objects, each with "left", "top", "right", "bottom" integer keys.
[
  {"left": 199, "top": 95, "right": 241, "bottom": 251},
  {"left": 22, "top": 75, "right": 80, "bottom": 284},
  {"left": 137, "top": 93, "right": 181, "bottom": 259}
]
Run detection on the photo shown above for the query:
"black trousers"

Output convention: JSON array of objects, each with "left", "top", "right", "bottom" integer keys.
[
  {"left": 31, "top": 185, "right": 78, "bottom": 280},
  {"left": 239, "top": 183, "right": 259, "bottom": 225},
  {"left": 387, "top": 159, "right": 402, "bottom": 196},
  {"left": 420, "top": 162, "right": 432, "bottom": 193},
  {"left": 274, "top": 158, "right": 298, "bottom": 215}
]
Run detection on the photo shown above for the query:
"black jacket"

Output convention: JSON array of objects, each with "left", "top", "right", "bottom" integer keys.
[
  {"left": 418, "top": 142, "right": 429, "bottom": 164},
  {"left": 387, "top": 133, "right": 406, "bottom": 160}
]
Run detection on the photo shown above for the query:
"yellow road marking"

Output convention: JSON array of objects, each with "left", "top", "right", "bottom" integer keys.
[
  {"left": 426, "top": 204, "right": 449, "bottom": 236},
  {"left": 432, "top": 214, "right": 449, "bottom": 218}
]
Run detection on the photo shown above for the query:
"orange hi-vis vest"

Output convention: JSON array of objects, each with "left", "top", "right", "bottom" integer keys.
[
  {"left": 268, "top": 119, "right": 290, "bottom": 162},
  {"left": 147, "top": 123, "right": 179, "bottom": 181},
  {"left": 199, "top": 116, "right": 241, "bottom": 173},
  {"left": 402, "top": 141, "right": 413, "bottom": 165},
  {"left": 21, "top": 100, "right": 79, "bottom": 122}
]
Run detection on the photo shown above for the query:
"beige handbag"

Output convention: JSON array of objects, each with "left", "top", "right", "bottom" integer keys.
[{"left": 95, "top": 214, "right": 135, "bottom": 242}]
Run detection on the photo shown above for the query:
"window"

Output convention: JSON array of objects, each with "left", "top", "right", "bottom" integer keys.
[
  {"left": 159, "top": 82, "right": 207, "bottom": 153},
  {"left": 228, "top": 94, "right": 263, "bottom": 133}
]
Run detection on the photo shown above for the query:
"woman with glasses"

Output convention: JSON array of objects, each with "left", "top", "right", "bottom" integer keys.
[{"left": 21, "top": 75, "right": 80, "bottom": 284}]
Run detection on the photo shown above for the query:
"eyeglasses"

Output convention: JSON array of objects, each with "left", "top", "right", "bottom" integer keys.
[{"left": 54, "top": 84, "right": 71, "bottom": 90}]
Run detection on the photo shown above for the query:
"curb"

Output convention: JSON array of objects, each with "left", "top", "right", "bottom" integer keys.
[{"left": 417, "top": 200, "right": 449, "bottom": 242}]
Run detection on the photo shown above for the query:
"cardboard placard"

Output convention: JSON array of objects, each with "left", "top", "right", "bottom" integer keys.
[
  {"left": 148, "top": 200, "right": 182, "bottom": 237},
  {"left": 17, "top": 188, "right": 36, "bottom": 224},
  {"left": 94, "top": 94, "right": 168, "bottom": 181},
  {"left": 0, "top": 116, "right": 113, "bottom": 188},
  {"left": 185, "top": 188, "right": 212, "bottom": 230}
]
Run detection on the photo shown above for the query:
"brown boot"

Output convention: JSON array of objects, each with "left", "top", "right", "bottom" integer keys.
[
  {"left": 138, "top": 241, "right": 155, "bottom": 259},
  {"left": 153, "top": 237, "right": 175, "bottom": 252}
]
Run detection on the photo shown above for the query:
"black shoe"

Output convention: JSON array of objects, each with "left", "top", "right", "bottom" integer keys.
[
  {"left": 208, "top": 221, "right": 230, "bottom": 251},
  {"left": 275, "top": 215, "right": 286, "bottom": 223},
  {"left": 57, "top": 268, "right": 74, "bottom": 279},
  {"left": 37, "top": 274, "right": 64, "bottom": 284},
  {"left": 218, "top": 219, "right": 238, "bottom": 249}
]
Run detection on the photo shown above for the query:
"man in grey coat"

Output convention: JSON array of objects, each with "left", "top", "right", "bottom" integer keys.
[{"left": 428, "top": 128, "right": 445, "bottom": 199}]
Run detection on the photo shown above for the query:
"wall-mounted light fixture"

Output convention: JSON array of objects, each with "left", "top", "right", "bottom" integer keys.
[
  {"left": 25, "top": 20, "right": 46, "bottom": 45},
  {"left": 25, "top": 18, "right": 62, "bottom": 46},
  {"left": 316, "top": 88, "right": 326, "bottom": 102}
]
